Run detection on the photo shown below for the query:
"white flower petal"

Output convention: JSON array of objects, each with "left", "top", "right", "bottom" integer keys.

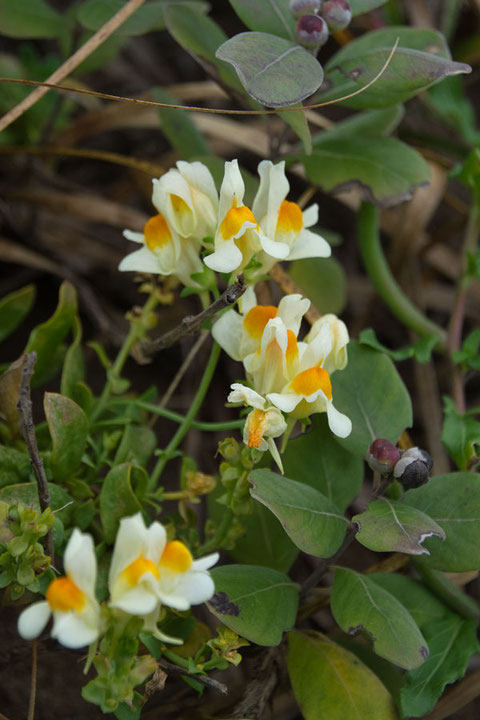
[
  {"left": 177, "top": 160, "right": 218, "bottom": 212},
  {"left": 18, "top": 601, "right": 51, "bottom": 641},
  {"left": 327, "top": 403, "right": 352, "bottom": 438},
  {"left": 212, "top": 310, "right": 244, "bottom": 361},
  {"left": 118, "top": 246, "right": 162, "bottom": 274},
  {"left": 192, "top": 552, "right": 219, "bottom": 572},
  {"left": 145, "top": 522, "right": 167, "bottom": 565},
  {"left": 156, "top": 590, "right": 190, "bottom": 611},
  {"left": 238, "top": 285, "right": 257, "bottom": 315},
  {"left": 64, "top": 529, "right": 96, "bottom": 597},
  {"left": 267, "top": 392, "right": 300, "bottom": 413},
  {"left": 204, "top": 239, "right": 243, "bottom": 273},
  {"left": 259, "top": 233, "right": 290, "bottom": 260},
  {"left": 175, "top": 571, "right": 216, "bottom": 605},
  {"left": 109, "top": 513, "right": 149, "bottom": 587},
  {"left": 51, "top": 611, "right": 99, "bottom": 649},
  {"left": 287, "top": 229, "right": 331, "bottom": 261},
  {"left": 228, "top": 383, "right": 265, "bottom": 409},
  {"left": 218, "top": 159, "right": 245, "bottom": 221},
  {"left": 277, "top": 294, "right": 310, "bottom": 335},
  {"left": 110, "top": 585, "right": 159, "bottom": 616},
  {"left": 302, "top": 203, "right": 319, "bottom": 227},
  {"left": 123, "top": 230, "right": 145, "bottom": 244}
]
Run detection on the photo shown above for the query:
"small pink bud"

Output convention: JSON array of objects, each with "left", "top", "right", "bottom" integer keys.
[
  {"left": 290, "top": 0, "right": 323, "bottom": 19},
  {"left": 296, "top": 14, "right": 329, "bottom": 51},
  {"left": 368, "top": 439, "right": 401, "bottom": 475},
  {"left": 322, "top": 0, "right": 352, "bottom": 32}
]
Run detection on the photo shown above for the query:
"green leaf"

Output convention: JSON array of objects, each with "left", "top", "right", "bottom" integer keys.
[
  {"left": 401, "top": 472, "right": 480, "bottom": 571},
  {"left": 0, "top": 446, "right": 31, "bottom": 488},
  {"left": 412, "top": 563, "right": 480, "bottom": 621},
  {"left": 400, "top": 616, "right": 480, "bottom": 717},
  {"left": 228, "top": 500, "right": 298, "bottom": 572},
  {"left": 368, "top": 573, "right": 450, "bottom": 629},
  {"left": 44, "top": 393, "right": 89, "bottom": 481},
  {"left": 0, "top": 482, "right": 73, "bottom": 524},
  {"left": 249, "top": 469, "right": 347, "bottom": 557},
  {"left": 282, "top": 104, "right": 312, "bottom": 154},
  {"left": 74, "top": 32, "right": 127, "bottom": 75},
  {"left": 350, "top": 0, "right": 388, "bottom": 14},
  {"left": 25, "top": 281, "right": 77, "bottom": 387},
  {"left": 77, "top": 0, "right": 169, "bottom": 36},
  {"left": 319, "top": 27, "right": 470, "bottom": 109},
  {"left": 99, "top": 464, "right": 148, "bottom": 543},
  {"left": 0, "top": 285, "right": 36, "bottom": 343},
  {"left": 331, "top": 341, "right": 412, "bottom": 458},
  {"left": 331, "top": 567, "right": 428, "bottom": 669},
  {"left": 287, "top": 631, "right": 398, "bottom": 720},
  {"left": 299, "top": 136, "right": 430, "bottom": 207},
  {"left": 441, "top": 397, "right": 480, "bottom": 470},
  {"left": 359, "top": 328, "right": 436, "bottom": 363},
  {"left": 353, "top": 497, "right": 445, "bottom": 556},
  {"left": 0, "top": 0, "right": 64, "bottom": 38},
  {"left": 229, "top": 0, "right": 296, "bottom": 41},
  {"left": 282, "top": 414, "right": 363, "bottom": 512},
  {"left": 113, "top": 424, "right": 157, "bottom": 467},
  {"left": 216, "top": 32, "right": 324, "bottom": 107},
  {"left": 60, "top": 315, "right": 85, "bottom": 400},
  {"left": 450, "top": 148, "right": 480, "bottom": 201},
  {"left": 208, "top": 564, "right": 298, "bottom": 646},
  {"left": 289, "top": 257, "right": 346, "bottom": 315},
  {"left": 165, "top": 4, "right": 244, "bottom": 93},
  {"left": 152, "top": 87, "right": 209, "bottom": 159},
  {"left": 452, "top": 329, "right": 480, "bottom": 371},
  {"left": 312, "top": 106, "right": 404, "bottom": 145}
]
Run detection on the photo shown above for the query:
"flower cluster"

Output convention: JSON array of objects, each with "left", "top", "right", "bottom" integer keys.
[
  {"left": 18, "top": 514, "right": 218, "bottom": 649},
  {"left": 213, "top": 289, "right": 352, "bottom": 469},
  {"left": 119, "top": 159, "right": 331, "bottom": 284}
]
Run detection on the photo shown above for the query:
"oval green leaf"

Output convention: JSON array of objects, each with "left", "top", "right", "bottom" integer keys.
[
  {"left": 288, "top": 631, "right": 398, "bottom": 720},
  {"left": 331, "top": 567, "right": 428, "bottom": 669},
  {"left": 229, "top": 0, "right": 296, "bottom": 41},
  {"left": 208, "top": 564, "right": 298, "bottom": 646},
  {"left": 249, "top": 468, "right": 347, "bottom": 557},
  {"left": 289, "top": 257, "right": 346, "bottom": 315},
  {"left": 25, "top": 281, "right": 77, "bottom": 387},
  {"left": 300, "top": 136, "right": 430, "bottom": 207},
  {"left": 44, "top": 393, "right": 88, "bottom": 482},
  {"left": 99, "top": 463, "right": 148, "bottom": 543},
  {"left": 350, "top": 0, "right": 388, "bottom": 14},
  {"left": 216, "top": 32, "right": 324, "bottom": 107},
  {"left": 400, "top": 616, "right": 480, "bottom": 718},
  {"left": 368, "top": 573, "right": 450, "bottom": 629},
  {"left": 0, "top": 285, "right": 36, "bottom": 343},
  {"left": 330, "top": 341, "right": 412, "bottom": 458},
  {"left": 401, "top": 472, "right": 480, "bottom": 571},
  {"left": 282, "top": 414, "right": 363, "bottom": 512},
  {"left": 353, "top": 497, "right": 445, "bottom": 555}
]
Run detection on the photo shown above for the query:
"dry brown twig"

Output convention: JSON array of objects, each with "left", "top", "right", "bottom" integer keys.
[{"left": 16, "top": 353, "right": 54, "bottom": 561}]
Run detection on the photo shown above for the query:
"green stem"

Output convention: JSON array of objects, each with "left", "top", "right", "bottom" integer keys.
[
  {"left": 149, "top": 341, "right": 221, "bottom": 487},
  {"left": 112, "top": 399, "right": 244, "bottom": 432},
  {"left": 357, "top": 202, "right": 447, "bottom": 347},
  {"left": 161, "top": 649, "right": 190, "bottom": 669},
  {"left": 198, "top": 507, "right": 234, "bottom": 556},
  {"left": 91, "top": 292, "right": 159, "bottom": 423}
]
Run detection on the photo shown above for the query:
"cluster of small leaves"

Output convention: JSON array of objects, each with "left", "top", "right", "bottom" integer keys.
[{"left": 0, "top": 503, "right": 54, "bottom": 599}]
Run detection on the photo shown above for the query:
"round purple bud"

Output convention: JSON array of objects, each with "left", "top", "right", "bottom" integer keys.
[
  {"left": 402, "top": 446, "right": 433, "bottom": 473},
  {"left": 322, "top": 0, "right": 352, "bottom": 32},
  {"left": 296, "top": 14, "right": 329, "bottom": 51},
  {"left": 290, "top": 0, "right": 323, "bottom": 19},
  {"left": 368, "top": 438, "right": 401, "bottom": 475}
]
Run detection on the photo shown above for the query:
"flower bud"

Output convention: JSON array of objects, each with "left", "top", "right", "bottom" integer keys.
[
  {"left": 321, "top": 0, "right": 352, "bottom": 32},
  {"left": 368, "top": 438, "right": 401, "bottom": 475},
  {"left": 393, "top": 457, "right": 430, "bottom": 490},
  {"left": 296, "top": 14, "right": 329, "bottom": 51},
  {"left": 402, "top": 446, "right": 433, "bottom": 473},
  {"left": 290, "top": 0, "right": 323, "bottom": 19}
]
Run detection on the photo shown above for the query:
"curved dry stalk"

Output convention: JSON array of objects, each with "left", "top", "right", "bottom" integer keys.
[{"left": 0, "top": 39, "right": 399, "bottom": 122}]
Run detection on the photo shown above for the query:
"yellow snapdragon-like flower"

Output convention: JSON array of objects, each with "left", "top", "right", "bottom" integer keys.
[
  {"left": 228, "top": 383, "right": 287, "bottom": 471},
  {"left": 252, "top": 160, "right": 331, "bottom": 273},
  {"left": 18, "top": 530, "right": 100, "bottom": 649}
]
